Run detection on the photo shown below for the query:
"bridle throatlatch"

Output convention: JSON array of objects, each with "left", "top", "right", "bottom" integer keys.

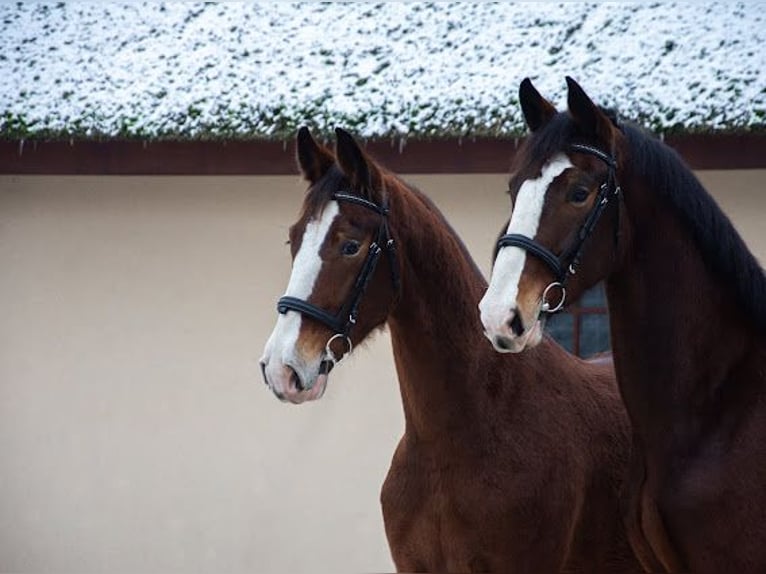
[
  {"left": 276, "top": 192, "right": 400, "bottom": 379},
  {"left": 496, "top": 143, "right": 621, "bottom": 313}
]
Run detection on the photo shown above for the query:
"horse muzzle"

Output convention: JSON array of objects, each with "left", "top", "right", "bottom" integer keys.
[
  {"left": 260, "top": 359, "right": 328, "bottom": 404},
  {"left": 481, "top": 305, "right": 545, "bottom": 354}
]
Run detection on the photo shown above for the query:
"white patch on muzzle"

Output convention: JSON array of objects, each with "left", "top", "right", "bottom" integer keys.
[
  {"left": 479, "top": 155, "right": 572, "bottom": 339},
  {"left": 260, "top": 201, "right": 339, "bottom": 399}
]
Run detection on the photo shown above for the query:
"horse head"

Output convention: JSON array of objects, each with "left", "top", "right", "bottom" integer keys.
[
  {"left": 260, "top": 127, "right": 399, "bottom": 403},
  {"left": 480, "top": 77, "right": 626, "bottom": 353}
]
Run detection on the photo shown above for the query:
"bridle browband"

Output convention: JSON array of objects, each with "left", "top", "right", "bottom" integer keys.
[
  {"left": 496, "top": 143, "right": 621, "bottom": 313},
  {"left": 276, "top": 192, "right": 400, "bottom": 379}
]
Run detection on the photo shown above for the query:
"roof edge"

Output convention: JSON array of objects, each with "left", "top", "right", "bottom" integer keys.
[{"left": 2, "top": 133, "right": 765, "bottom": 175}]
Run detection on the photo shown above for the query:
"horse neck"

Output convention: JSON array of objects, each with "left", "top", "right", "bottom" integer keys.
[
  {"left": 607, "top": 174, "right": 755, "bottom": 454},
  {"left": 384, "top": 182, "right": 509, "bottom": 445}
]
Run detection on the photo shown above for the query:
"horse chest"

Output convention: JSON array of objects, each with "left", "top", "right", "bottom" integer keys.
[{"left": 380, "top": 446, "right": 509, "bottom": 572}]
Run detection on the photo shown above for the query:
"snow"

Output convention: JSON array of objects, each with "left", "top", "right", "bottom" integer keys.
[{"left": 1, "top": 2, "right": 764, "bottom": 140}]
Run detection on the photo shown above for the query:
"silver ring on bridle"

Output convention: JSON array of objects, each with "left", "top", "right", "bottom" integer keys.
[
  {"left": 325, "top": 333, "right": 352, "bottom": 366},
  {"left": 541, "top": 282, "right": 566, "bottom": 314}
]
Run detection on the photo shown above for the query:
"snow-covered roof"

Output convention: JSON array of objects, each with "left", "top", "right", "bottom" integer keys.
[{"left": 2, "top": 2, "right": 764, "bottom": 140}]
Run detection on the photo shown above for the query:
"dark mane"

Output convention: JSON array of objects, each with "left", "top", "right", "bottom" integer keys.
[
  {"left": 621, "top": 122, "right": 766, "bottom": 333},
  {"left": 521, "top": 112, "right": 766, "bottom": 333}
]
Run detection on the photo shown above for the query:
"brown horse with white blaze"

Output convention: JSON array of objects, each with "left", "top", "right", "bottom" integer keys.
[
  {"left": 480, "top": 77, "right": 766, "bottom": 572},
  {"left": 260, "top": 127, "right": 641, "bottom": 572}
]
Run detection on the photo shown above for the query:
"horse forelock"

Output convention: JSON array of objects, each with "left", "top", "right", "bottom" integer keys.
[
  {"left": 303, "top": 165, "right": 346, "bottom": 217},
  {"left": 512, "top": 108, "right": 622, "bottom": 176}
]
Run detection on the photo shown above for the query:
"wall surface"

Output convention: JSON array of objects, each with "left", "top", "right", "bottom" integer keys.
[{"left": 0, "top": 171, "right": 763, "bottom": 572}]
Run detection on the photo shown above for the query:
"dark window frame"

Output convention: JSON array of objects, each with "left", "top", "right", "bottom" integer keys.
[
  {"left": 545, "top": 283, "right": 610, "bottom": 358},
  {"left": 567, "top": 303, "right": 609, "bottom": 357}
]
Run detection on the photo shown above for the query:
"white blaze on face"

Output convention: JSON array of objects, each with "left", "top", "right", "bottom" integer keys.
[
  {"left": 261, "top": 201, "right": 339, "bottom": 381},
  {"left": 479, "top": 154, "right": 572, "bottom": 333}
]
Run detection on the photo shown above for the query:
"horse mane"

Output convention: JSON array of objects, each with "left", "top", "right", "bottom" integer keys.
[
  {"left": 520, "top": 111, "right": 766, "bottom": 333},
  {"left": 621, "top": 122, "right": 766, "bottom": 333},
  {"left": 384, "top": 172, "right": 489, "bottom": 287}
]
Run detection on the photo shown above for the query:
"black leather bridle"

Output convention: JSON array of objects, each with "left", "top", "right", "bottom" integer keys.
[
  {"left": 276, "top": 192, "right": 400, "bottom": 376},
  {"left": 496, "top": 143, "right": 621, "bottom": 313}
]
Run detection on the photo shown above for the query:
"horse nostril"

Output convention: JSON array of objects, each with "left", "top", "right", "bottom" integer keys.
[
  {"left": 259, "top": 361, "right": 268, "bottom": 386},
  {"left": 507, "top": 312, "right": 525, "bottom": 337},
  {"left": 289, "top": 367, "right": 304, "bottom": 392},
  {"left": 494, "top": 336, "right": 511, "bottom": 351}
]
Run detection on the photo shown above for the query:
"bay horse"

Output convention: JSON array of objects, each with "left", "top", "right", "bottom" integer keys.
[
  {"left": 480, "top": 77, "right": 766, "bottom": 572},
  {"left": 260, "top": 126, "right": 641, "bottom": 572}
]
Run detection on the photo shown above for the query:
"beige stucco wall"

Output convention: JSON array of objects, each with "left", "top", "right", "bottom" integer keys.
[{"left": 1, "top": 171, "right": 763, "bottom": 572}]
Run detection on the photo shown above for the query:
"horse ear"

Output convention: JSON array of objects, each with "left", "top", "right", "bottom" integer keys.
[
  {"left": 334, "top": 127, "right": 382, "bottom": 199},
  {"left": 519, "top": 77, "right": 556, "bottom": 132},
  {"left": 566, "top": 76, "right": 615, "bottom": 144},
  {"left": 296, "top": 126, "right": 334, "bottom": 184}
]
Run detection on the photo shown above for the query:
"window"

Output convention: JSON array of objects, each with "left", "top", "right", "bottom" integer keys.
[{"left": 545, "top": 283, "right": 610, "bottom": 358}]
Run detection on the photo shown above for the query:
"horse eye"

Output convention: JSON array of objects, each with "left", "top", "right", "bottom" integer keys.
[
  {"left": 341, "top": 240, "right": 361, "bottom": 256},
  {"left": 569, "top": 187, "right": 590, "bottom": 204}
]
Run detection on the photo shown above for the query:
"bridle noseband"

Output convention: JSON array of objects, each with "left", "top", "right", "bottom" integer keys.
[
  {"left": 276, "top": 192, "right": 400, "bottom": 379},
  {"left": 496, "top": 143, "right": 621, "bottom": 313}
]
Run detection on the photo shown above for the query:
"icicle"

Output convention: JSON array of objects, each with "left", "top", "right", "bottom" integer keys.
[
  {"left": 18, "top": 139, "right": 24, "bottom": 156},
  {"left": 398, "top": 137, "right": 406, "bottom": 154}
]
